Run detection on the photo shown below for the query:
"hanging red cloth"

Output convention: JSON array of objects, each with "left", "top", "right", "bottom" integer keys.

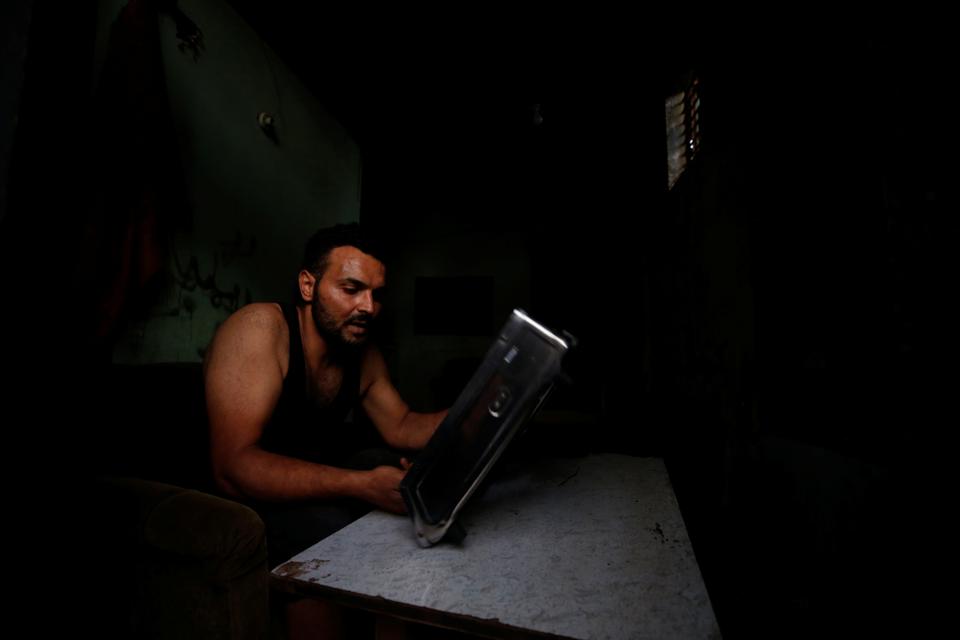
[{"left": 90, "top": 0, "right": 190, "bottom": 343}]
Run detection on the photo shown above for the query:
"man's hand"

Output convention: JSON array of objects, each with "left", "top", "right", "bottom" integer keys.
[{"left": 360, "top": 458, "right": 412, "bottom": 514}]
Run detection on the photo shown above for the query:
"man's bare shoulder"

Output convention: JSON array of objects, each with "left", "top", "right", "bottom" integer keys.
[
  {"left": 216, "top": 302, "right": 286, "bottom": 337},
  {"left": 207, "top": 303, "right": 289, "bottom": 368},
  {"left": 229, "top": 302, "right": 285, "bottom": 329}
]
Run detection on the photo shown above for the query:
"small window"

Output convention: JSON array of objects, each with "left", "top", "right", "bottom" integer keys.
[{"left": 665, "top": 76, "right": 701, "bottom": 190}]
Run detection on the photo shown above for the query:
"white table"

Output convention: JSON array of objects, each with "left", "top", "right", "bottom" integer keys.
[{"left": 271, "top": 454, "right": 721, "bottom": 639}]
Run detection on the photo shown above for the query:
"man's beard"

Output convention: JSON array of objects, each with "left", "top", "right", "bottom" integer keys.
[{"left": 311, "top": 293, "right": 371, "bottom": 350}]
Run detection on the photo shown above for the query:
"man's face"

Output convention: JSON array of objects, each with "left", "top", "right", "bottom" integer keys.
[{"left": 310, "top": 245, "right": 386, "bottom": 348}]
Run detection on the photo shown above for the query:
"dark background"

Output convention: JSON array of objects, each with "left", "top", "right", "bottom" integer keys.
[{"left": 2, "top": 3, "right": 951, "bottom": 637}]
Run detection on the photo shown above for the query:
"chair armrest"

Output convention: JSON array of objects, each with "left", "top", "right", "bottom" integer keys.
[{"left": 90, "top": 476, "right": 269, "bottom": 639}]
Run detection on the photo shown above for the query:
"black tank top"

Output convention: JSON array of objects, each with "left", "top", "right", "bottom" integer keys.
[{"left": 260, "top": 303, "right": 363, "bottom": 464}]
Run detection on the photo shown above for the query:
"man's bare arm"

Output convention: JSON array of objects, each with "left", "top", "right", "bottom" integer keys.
[
  {"left": 205, "top": 304, "right": 406, "bottom": 512},
  {"left": 360, "top": 346, "right": 448, "bottom": 450},
  {"left": 213, "top": 448, "right": 407, "bottom": 511}
]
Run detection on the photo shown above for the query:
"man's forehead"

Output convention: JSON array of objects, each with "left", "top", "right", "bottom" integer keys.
[{"left": 328, "top": 246, "right": 385, "bottom": 284}]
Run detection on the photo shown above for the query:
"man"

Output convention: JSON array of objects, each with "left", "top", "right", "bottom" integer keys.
[{"left": 204, "top": 223, "right": 446, "bottom": 637}]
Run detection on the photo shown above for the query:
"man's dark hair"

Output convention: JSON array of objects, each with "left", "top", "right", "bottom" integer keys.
[{"left": 300, "top": 223, "right": 385, "bottom": 276}]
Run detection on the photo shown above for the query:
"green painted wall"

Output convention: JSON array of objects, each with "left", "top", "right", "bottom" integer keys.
[{"left": 95, "top": 0, "right": 360, "bottom": 363}]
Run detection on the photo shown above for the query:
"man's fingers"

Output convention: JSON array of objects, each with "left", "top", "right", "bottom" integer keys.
[{"left": 389, "top": 488, "right": 407, "bottom": 514}]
